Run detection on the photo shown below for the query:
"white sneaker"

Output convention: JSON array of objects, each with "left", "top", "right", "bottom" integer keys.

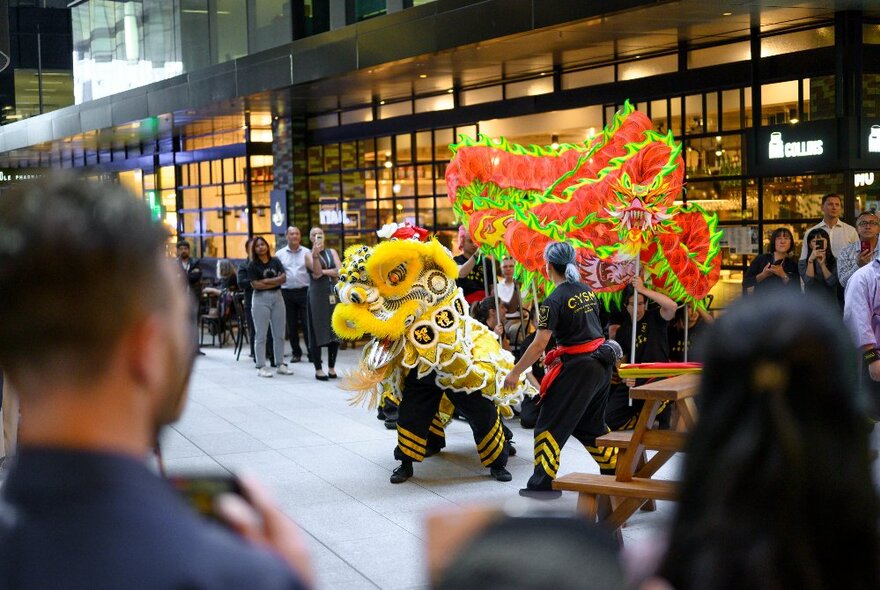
[
  {"left": 257, "top": 367, "right": 274, "bottom": 378},
  {"left": 276, "top": 364, "right": 293, "bottom": 375}
]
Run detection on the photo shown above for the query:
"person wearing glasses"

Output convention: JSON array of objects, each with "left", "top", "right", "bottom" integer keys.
[{"left": 837, "top": 210, "right": 880, "bottom": 289}]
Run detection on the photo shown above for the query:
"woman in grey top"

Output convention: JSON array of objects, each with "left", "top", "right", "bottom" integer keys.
[{"left": 305, "top": 227, "right": 342, "bottom": 381}]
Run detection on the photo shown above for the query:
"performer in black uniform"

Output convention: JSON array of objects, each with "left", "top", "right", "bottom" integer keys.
[
  {"left": 504, "top": 242, "right": 622, "bottom": 496},
  {"left": 390, "top": 369, "right": 512, "bottom": 484}
]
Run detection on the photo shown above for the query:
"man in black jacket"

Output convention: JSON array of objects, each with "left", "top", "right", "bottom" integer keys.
[{"left": 0, "top": 176, "right": 311, "bottom": 590}]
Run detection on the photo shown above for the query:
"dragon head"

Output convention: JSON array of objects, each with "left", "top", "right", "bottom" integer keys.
[{"left": 332, "top": 235, "right": 460, "bottom": 362}]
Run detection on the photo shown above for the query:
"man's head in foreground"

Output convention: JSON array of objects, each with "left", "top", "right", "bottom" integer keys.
[{"left": 0, "top": 175, "right": 194, "bottom": 453}]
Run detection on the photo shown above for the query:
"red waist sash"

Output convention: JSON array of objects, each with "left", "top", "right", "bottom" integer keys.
[{"left": 539, "top": 338, "right": 605, "bottom": 400}]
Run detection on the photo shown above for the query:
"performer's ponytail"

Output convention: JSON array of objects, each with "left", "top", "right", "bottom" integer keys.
[{"left": 544, "top": 242, "right": 580, "bottom": 283}]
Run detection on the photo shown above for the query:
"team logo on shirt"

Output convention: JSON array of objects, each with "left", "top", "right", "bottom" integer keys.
[
  {"left": 537, "top": 304, "right": 549, "bottom": 327},
  {"left": 567, "top": 291, "right": 597, "bottom": 314}
]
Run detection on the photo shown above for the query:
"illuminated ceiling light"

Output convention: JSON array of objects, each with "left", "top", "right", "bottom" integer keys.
[
  {"left": 384, "top": 150, "right": 392, "bottom": 157},
  {"left": 418, "top": 74, "right": 428, "bottom": 79},
  {"left": 384, "top": 160, "right": 393, "bottom": 169},
  {"left": 790, "top": 117, "right": 799, "bottom": 124},
  {"left": 722, "top": 11, "right": 732, "bottom": 16},
  {"left": 715, "top": 135, "right": 722, "bottom": 142},
  {"left": 392, "top": 183, "right": 401, "bottom": 194},
  {"left": 715, "top": 150, "right": 723, "bottom": 156},
  {"left": 447, "top": 88, "right": 454, "bottom": 93},
  {"left": 379, "top": 100, "right": 386, "bottom": 105},
  {"left": 550, "top": 134, "right": 559, "bottom": 150}
]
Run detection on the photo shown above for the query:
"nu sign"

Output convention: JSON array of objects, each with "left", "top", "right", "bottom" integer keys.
[{"left": 768, "top": 132, "right": 824, "bottom": 160}]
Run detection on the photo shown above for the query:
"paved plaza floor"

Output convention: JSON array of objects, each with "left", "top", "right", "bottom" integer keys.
[{"left": 160, "top": 344, "right": 682, "bottom": 589}]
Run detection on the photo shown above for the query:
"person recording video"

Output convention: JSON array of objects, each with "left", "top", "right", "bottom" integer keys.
[{"left": 799, "top": 227, "right": 840, "bottom": 305}]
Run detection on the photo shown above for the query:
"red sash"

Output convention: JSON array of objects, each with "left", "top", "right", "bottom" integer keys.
[
  {"left": 539, "top": 338, "right": 605, "bottom": 400},
  {"left": 464, "top": 290, "right": 486, "bottom": 305}
]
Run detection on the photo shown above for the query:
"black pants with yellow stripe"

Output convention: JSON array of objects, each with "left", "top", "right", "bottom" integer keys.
[
  {"left": 527, "top": 354, "right": 616, "bottom": 491},
  {"left": 394, "top": 369, "right": 508, "bottom": 469}
]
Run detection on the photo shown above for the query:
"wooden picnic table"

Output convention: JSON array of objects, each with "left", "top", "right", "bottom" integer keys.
[{"left": 553, "top": 372, "right": 700, "bottom": 535}]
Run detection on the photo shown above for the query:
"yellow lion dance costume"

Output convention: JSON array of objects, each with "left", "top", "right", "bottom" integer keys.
[{"left": 332, "top": 223, "right": 536, "bottom": 483}]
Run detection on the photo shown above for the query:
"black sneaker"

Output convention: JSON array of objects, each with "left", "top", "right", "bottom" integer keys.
[
  {"left": 518, "top": 487, "right": 562, "bottom": 499},
  {"left": 490, "top": 466, "right": 512, "bottom": 482},
  {"left": 506, "top": 441, "right": 517, "bottom": 456},
  {"left": 377, "top": 407, "right": 387, "bottom": 421},
  {"left": 390, "top": 462, "right": 413, "bottom": 484}
]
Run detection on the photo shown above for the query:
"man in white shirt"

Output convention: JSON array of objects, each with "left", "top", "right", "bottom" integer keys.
[
  {"left": 800, "top": 193, "right": 858, "bottom": 258},
  {"left": 276, "top": 226, "right": 311, "bottom": 362}
]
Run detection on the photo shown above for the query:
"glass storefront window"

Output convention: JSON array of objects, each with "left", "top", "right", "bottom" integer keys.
[
  {"left": 762, "top": 175, "right": 844, "bottom": 221},
  {"left": 250, "top": 0, "right": 292, "bottom": 52},
  {"left": 721, "top": 89, "right": 742, "bottom": 131},
  {"left": 863, "top": 74, "right": 880, "bottom": 119},
  {"left": 216, "top": 0, "right": 247, "bottom": 63},
  {"left": 761, "top": 80, "right": 798, "bottom": 125},
  {"left": 806, "top": 76, "right": 835, "bottom": 121},
  {"left": 684, "top": 135, "right": 742, "bottom": 178},
  {"left": 351, "top": 0, "right": 386, "bottom": 22},
  {"left": 761, "top": 26, "right": 833, "bottom": 58},
  {"left": 684, "top": 179, "right": 743, "bottom": 223}
]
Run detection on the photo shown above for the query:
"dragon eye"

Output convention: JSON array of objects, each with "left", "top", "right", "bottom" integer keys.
[{"left": 388, "top": 263, "right": 407, "bottom": 285}]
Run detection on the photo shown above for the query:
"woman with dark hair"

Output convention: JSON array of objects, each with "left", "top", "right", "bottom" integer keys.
[
  {"left": 305, "top": 227, "right": 341, "bottom": 381},
  {"left": 246, "top": 236, "right": 293, "bottom": 378},
  {"left": 743, "top": 227, "right": 799, "bottom": 293},
  {"left": 503, "top": 242, "right": 622, "bottom": 496},
  {"left": 652, "top": 293, "right": 879, "bottom": 590},
  {"left": 799, "top": 227, "right": 840, "bottom": 304}
]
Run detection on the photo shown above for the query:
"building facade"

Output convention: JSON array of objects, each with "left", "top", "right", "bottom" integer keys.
[{"left": 1, "top": 0, "right": 879, "bottom": 307}]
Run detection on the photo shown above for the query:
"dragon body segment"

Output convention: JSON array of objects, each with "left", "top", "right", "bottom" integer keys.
[
  {"left": 446, "top": 100, "right": 722, "bottom": 307},
  {"left": 332, "top": 236, "right": 535, "bottom": 414}
]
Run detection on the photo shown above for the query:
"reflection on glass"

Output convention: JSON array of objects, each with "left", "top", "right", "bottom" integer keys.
[{"left": 762, "top": 175, "right": 844, "bottom": 221}]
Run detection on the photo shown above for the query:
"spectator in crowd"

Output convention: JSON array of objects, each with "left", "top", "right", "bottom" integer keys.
[
  {"left": 652, "top": 292, "right": 878, "bottom": 590},
  {"left": 742, "top": 227, "right": 799, "bottom": 293},
  {"left": 304, "top": 227, "right": 341, "bottom": 381},
  {"left": 277, "top": 226, "right": 311, "bottom": 363},
  {"left": 798, "top": 227, "right": 840, "bottom": 305},
  {"left": 248, "top": 237, "right": 293, "bottom": 378},
  {"left": 843, "top": 251, "right": 880, "bottom": 418},
  {"left": 176, "top": 239, "right": 204, "bottom": 355},
  {"left": 607, "top": 278, "right": 677, "bottom": 431},
  {"left": 434, "top": 514, "right": 625, "bottom": 590},
  {"left": 237, "top": 238, "right": 259, "bottom": 360},
  {"left": 668, "top": 303, "right": 714, "bottom": 363},
  {"left": 471, "top": 296, "right": 511, "bottom": 350},
  {"left": 0, "top": 176, "right": 312, "bottom": 589},
  {"left": 799, "top": 193, "right": 858, "bottom": 258},
  {"left": 455, "top": 226, "right": 493, "bottom": 305},
  {"left": 838, "top": 210, "right": 880, "bottom": 289}
]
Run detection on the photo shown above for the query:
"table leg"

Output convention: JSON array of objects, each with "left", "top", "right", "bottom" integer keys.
[{"left": 615, "top": 399, "right": 660, "bottom": 482}]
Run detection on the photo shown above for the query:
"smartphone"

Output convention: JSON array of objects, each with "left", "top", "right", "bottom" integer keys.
[
  {"left": 815, "top": 238, "right": 826, "bottom": 251},
  {"left": 770, "top": 258, "right": 783, "bottom": 265},
  {"left": 168, "top": 474, "right": 244, "bottom": 521},
  {"left": 861, "top": 240, "right": 872, "bottom": 253}
]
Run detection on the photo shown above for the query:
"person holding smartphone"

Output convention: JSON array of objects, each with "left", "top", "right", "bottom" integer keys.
[
  {"left": 743, "top": 227, "right": 800, "bottom": 294},
  {"left": 838, "top": 211, "right": 880, "bottom": 289},
  {"left": 799, "top": 228, "right": 840, "bottom": 305},
  {"left": 305, "top": 227, "right": 341, "bottom": 381}
]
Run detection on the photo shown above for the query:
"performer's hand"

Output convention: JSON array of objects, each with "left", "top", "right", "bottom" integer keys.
[{"left": 502, "top": 370, "right": 520, "bottom": 390}]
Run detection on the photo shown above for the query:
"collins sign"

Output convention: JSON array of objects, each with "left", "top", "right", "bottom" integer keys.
[{"left": 767, "top": 132, "right": 824, "bottom": 160}]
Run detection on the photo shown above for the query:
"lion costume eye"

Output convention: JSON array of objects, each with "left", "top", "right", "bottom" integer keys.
[{"left": 387, "top": 263, "right": 407, "bottom": 285}]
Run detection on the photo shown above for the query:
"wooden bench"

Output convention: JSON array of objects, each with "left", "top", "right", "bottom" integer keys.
[
  {"left": 595, "top": 429, "right": 686, "bottom": 452},
  {"left": 552, "top": 373, "right": 699, "bottom": 537},
  {"left": 554, "top": 473, "right": 678, "bottom": 531}
]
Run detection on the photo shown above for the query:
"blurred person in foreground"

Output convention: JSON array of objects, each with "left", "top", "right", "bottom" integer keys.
[
  {"left": 0, "top": 176, "right": 311, "bottom": 589},
  {"left": 844, "top": 248, "right": 880, "bottom": 419},
  {"left": 646, "top": 292, "right": 879, "bottom": 590}
]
